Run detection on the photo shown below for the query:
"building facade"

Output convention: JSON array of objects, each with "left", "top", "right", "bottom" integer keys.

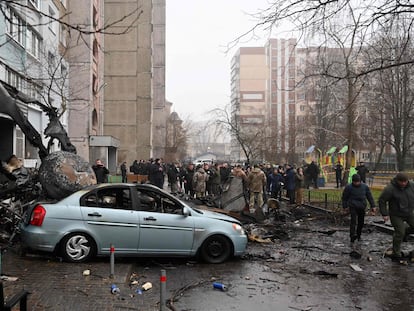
[
  {"left": 231, "top": 39, "right": 298, "bottom": 164},
  {"left": 230, "top": 47, "right": 267, "bottom": 162},
  {"left": 103, "top": 0, "right": 168, "bottom": 168},
  {"left": 0, "top": 0, "right": 68, "bottom": 166},
  {"left": 66, "top": 0, "right": 116, "bottom": 169}
]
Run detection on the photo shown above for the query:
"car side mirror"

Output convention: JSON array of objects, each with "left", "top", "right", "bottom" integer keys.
[{"left": 182, "top": 206, "right": 191, "bottom": 216}]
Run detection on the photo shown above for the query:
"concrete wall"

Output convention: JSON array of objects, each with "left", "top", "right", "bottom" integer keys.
[{"left": 104, "top": 0, "right": 167, "bottom": 167}]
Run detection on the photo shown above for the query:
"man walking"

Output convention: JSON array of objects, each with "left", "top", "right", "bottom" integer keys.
[
  {"left": 378, "top": 172, "right": 414, "bottom": 259},
  {"left": 342, "top": 174, "right": 376, "bottom": 244}
]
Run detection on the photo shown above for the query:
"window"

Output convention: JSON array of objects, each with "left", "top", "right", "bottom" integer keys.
[
  {"left": 29, "top": 0, "right": 40, "bottom": 9},
  {"left": 296, "top": 140, "right": 305, "bottom": 147},
  {"left": 242, "top": 93, "right": 263, "bottom": 100},
  {"left": 300, "top": 105, "right": 306, "bottom": 112},
  {"left": 26, "top": 28, "right": 41, "bottom": 59},
  {"left": 48, "top": 6, "right": 57, "bottom": 35},
  {"left": 48, "top": 51, "right": 56, "bottom": 67},
  {"left": 361, "top": 153, "right": 370, "bottom": 160},
  {"left": 6, "top": 68, "right": 24, "bottom": 91},
  {"left": 137, "top": 189, "right": 183, "bottom": 214},
  {"left": 61, "top": 64, "right": 67, "bottom": 78},
  {"left": 137, "top": 190, "right": 159, "bottom": 212},
  {"left": 26, "top": 82, "right": 41, "bottom": 100},
  {"left": 59, "top": 24, "right": 67, "bottom": 47},
  {"left": 5, "top": 7, "right": 24, "bottom": 46},
  {"left": 82, "top": 188, "right": 132, "bottom": 210}
]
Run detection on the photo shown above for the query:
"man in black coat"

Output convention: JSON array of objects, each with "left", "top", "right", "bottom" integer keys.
[
  {"left": 307, "top": 161, "right": 319, "bottom": 189},
  {"left": 149, "top": 158, "right": 164, "bottom": 189},
  {"left": 342, "top": 174, "right": 376, "bottom": 244},
  {"left": 334, "top": 162, "right": 343, "bottom": 188},
  {"left": 356, "top": 161, "right": 369, "bottom": 183},
  {"left": 93, "top": 159, "right": 109, "bottom": 184},
  {"left": 120, "top": 161, "right": 127, "bottom": 183}
]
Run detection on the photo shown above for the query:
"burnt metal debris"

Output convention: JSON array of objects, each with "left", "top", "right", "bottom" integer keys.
[{"left": 0, "top": 81, "right": 96, "bottom": 245}]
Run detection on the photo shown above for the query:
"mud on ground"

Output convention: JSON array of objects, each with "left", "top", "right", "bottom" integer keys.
[{"left": 171, "top": 206, "right": 414, "bottom": 311}]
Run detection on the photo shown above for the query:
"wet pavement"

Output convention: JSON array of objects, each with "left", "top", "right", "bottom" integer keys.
[{"left": 1, "top": 208, "right": 414, "bottom": 311}]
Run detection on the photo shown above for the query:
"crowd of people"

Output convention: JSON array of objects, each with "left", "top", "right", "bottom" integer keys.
[
  {"left": 127, "top": 158, "right": 231, "bottom": 200},
  {"left": 118, "top": 159, "right": 325, "bottom": 209}
]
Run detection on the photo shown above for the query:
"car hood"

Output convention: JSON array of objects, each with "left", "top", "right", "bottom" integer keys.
[{"left": 194, "top": 208, "right": 241, "bottom": 224}]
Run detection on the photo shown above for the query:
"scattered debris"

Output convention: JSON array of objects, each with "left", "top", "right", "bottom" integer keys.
[
  {"left": 212, "top": 282, "right": 227, "bottom": 291},
  {"left": 350, "top": 264, "right": 363, "bottom": 271},
  {"left": 110, "top": 284, "right": 120, "bottom": 294},
  {"left": 0, "top": 275, "right": 18, "bottom": 281},
  {"left": 350, "top": 250, "right": 362, "bottom": 259},
  {"left": 82, "top": 269, "right": 90, "bottom": 276},
  {"left": 249, "top": 235, "right": 272, "bottom": 243},
  {"left": 316, "top": 229, "right": 337, "bottom": 235},
  {"left": 141, "top": 282, "right": 152, "bottom": 291},
  {"left": 289, "top": 305, "right": 313, "bottom": 311}
]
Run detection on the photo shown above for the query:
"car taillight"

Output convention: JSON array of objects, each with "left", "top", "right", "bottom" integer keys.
[{"left": 30, "top": 205, "right": 46, "bottom": 226}]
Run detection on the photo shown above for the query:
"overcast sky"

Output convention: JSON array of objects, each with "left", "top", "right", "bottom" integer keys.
[{"left": 166, "top": 1, "right": 286, "bottom": 122}]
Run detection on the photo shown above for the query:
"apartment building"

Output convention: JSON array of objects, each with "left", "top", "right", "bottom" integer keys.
[
  {"left": 103, "top": 0, "right": 168, "bottom": 167},
  {"left": 65, "top": 0, "right": 118, "bottom": 169},
  {"left": 231, "top": 39, "right": 297, "bottom": 163},
  {"left": 0, "top": 0, "right": 68, "bottom": 166}
]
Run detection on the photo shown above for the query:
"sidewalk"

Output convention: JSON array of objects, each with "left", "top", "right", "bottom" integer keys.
[{"left": 1, "top": 249, "right": 162, "bottom": 311}]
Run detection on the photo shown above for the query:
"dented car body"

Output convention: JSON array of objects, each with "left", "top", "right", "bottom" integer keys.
[{"left": 20, "top": 183, "right": 247, "bottom": 263}]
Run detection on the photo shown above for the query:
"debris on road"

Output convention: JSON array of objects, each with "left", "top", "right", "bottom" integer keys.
[{"left": 349, "top": 264, "right": 363, "bottom": 271}]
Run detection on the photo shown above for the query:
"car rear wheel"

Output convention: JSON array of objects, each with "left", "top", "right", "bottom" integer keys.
[
  {"left": 61, "top": 233, "right": 96, "bottom": 263},
  {"left": 200, "top": 235, "right": 232, "bottom": 264}
]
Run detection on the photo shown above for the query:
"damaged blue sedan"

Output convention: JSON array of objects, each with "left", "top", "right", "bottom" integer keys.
[{"left": 20, "top": 183, "right": 247, "bottom": 263}]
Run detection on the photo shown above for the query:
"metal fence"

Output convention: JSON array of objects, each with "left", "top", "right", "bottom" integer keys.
[{"left": 303, "top": 189, "right": 342, "bottom": 212}]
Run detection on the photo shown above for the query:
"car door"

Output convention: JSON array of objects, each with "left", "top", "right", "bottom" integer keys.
[
  {"left": 136, "top": 188, "right": 194, "bottom": 255},
  {"left": 80, "top": 186, "right": 139, "bottom": 254}
]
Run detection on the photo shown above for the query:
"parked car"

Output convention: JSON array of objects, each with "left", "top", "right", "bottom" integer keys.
[{"left": 20, "top": 183, "right": 247, "bottom": 263}]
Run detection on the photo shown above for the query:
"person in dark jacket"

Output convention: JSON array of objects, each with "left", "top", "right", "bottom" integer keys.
[
  {"left": 149, "top": 158, "right": 164, "bottom": 189},
  {"left": 307, "top": 161, "right": 319, "bottom": 189},
  {"left": 183, "top": 163, "right": 196, "bottom": 198},
  {"left": 267, "top": 167, "right": 284, "bottom": 200},
  {"left": 120, "top": 161, "right": 127, "bottom": 183},
  {"left": 92, "top": 159, "right": 109, "bottom": 184},
  {"left": 130, "top": 160, "right": 139, "bottom": 174},
  {"left": 378, "top": 172, "right": 414, "bottom": 259},
  {"left": 167, "top": 162, "right": 180, "bottom": 194},
  {"left": 356, "top": 161, "right": 369, "bottom": 183},
  {"left": 284, "top": 164, "right": 296, "bottom": 204},
  {"left": 334, "top": 161, "right": 343, "bottom": 188},
  {"left": 342, "top": 174, "right": 376, "bottom": 244}
]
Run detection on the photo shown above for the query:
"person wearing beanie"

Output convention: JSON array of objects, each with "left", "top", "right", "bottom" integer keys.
[
  {"left": 378, "top": 172, "right": 414, "bottom": 259},
  {"left": 342, "top": 174, "right": 376, "bottom": 244}
]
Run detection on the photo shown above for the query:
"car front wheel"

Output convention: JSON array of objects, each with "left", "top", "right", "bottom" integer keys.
[
  {"left": 200, "top": 235, "right": 232, "bottom": 264},
  {"left": 61, "top": 233, "right": 96, "bottom": 263}
]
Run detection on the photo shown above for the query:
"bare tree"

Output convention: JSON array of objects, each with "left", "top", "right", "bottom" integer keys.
[
  {"left": 1, "top": 1, "right": 143, "bottom": 35},
  {"left": 240, "top": 0, "right": 414, "bottom": 76},
  {"left": 366, "top": 18, "right": 414, "bottom": 171},
  {"left": 211, "top": 105, "right": 265, "bottom": 164}
]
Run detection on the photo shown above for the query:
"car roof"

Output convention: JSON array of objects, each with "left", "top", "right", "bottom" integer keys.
[{"left": 87, "top": 183, "right": 165, "bottom": 192}]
